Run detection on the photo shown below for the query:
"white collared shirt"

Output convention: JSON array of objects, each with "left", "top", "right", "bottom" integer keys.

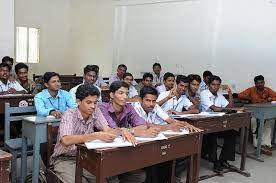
[
  {"left": 0, "top": 80, "right": 26, "bottom": 92},
  {"left": 200, "top": 89, "right": 229, "bottom": 112},
  {"left": 152, "top": 72, "right": 163, "bottom": 87},
  {"left": 156, "top": 84, "right": 166, "bottom": 94},
  {"left": 132, "top": 102, "right": 169, "bottom": 125},
  {"left": 199, "top": 81, "right": 208, "bottom": 92},
  {"left": 95, "top": 76, "right": 108, "bottom": 87},
  {"left": 157, "top": 91, "right": 193, "bottom": 113},
  {"left": 128, "top": 85, "right": 138, "bottom": 98},
  {"left": 69, "top": 83, "right": 102, "bottom": 103}
]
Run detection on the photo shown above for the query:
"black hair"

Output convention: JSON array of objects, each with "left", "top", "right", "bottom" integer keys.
[
  {"left": 84, "top": 65, "right": 99, "bottom": 75},
  {"left": 15, "top": 63, "right": 28, "bottom": 74},
  {"left": 203, "top": 70, "right": 213, "bottom": 78},
  {"left": 109, "top": 81, "right": 129, "bottom": 93},
  {"left": 188, "top": 74, "right": 201, "bottom": 83},
  {"left": 0, "top": 63, "right": 11, "bottom": 71},
  {"left": 43, "top": 72, "right": 60, "bottom": 83},
  {"left": 91, "top": 65, "right": 99, "bottom": 72},
  {"left": 123, "top": 72, "right": 133, "bottom": 79},
  {"left": 117, "top": 64, "right": 127, "bottom": 70},
  {"left": 143, "top": 73, "right": 153, "bottom": 81},
  {"left": 2, "top": 56, "right": 13, "bottom": 64},
  {"left": 176, "top": 75, "right": 189, "bottom": 84},
  {"left": 140, "top": 86, "right": 158, "bottom": 99},
  {"left": 163, "top": 72, "right": 175, "bottom": 81},
  {"left": 76, "top": 84, "right": 100, "bottom": 101},
  {"left": 254, "top": 75, "right": 264, "bottom": 83},
  {"left": 153, "top": 63, "right": 161, "bottom": 69},
  {"left": 208, "top": 75, "right": 221, "bottom": 84}
]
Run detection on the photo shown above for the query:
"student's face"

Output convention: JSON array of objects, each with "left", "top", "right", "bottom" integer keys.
[
  {"left": 141, "top": 94, "right": 157, "bottom": 113},
  {"left": 255, "top": 80, "right": 265, "bottom": 91},
  {"left": 176, "top": 81, "right": 189, "bottom": 94},
  {"left": 164, "top": 77, "right": 175, "bottom": 90},
  {"left": 17, "top": 68, "right": 28, "bottom": 82},
  {"left": 117, "top": 67, "right": 127, "bottom": 77},
  {"left": 189, "top": 80, "right": 200, "bottom": 94},
  {"left": 111, "top": 87, "right": 128, "bottom": 106},
  {"left": 142, "top": 77, "right": 153, "bottom": 87},
  {"left": 45, "top": 76, "right": 61, "bottom": 91},
  {"left": 84, "top": 71, "right": 97, "bottom": 85},
  {"left": 0, "top": 66, "right": 10, "bottom": 80},
  {"left": 209, "top": 80, "right": 221, "bottom": 94},
  {"left": 78, "top": 95, "right": 98, "bottom": 115},
  {"left": 153, "top": 66, "right": 161, "bottom": 75},
  {"left": 204, "top": 76, "right": 210, "bottom": 83},
  {"left": 123, "top": 76, "right": 133, "bottom": 86}
]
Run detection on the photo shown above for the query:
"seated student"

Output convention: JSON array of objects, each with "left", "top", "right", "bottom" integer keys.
[
  {"left": 70, "top": 65, "right": 102, "bottom": 102},
  {"left": 156, "top": 72, "right": 175, "bottom": 94},
  {"left": 99, "top": 81, "right": 162, "bottom": 182},
  {"left": 186, "top": 74, "right": 202, "bottom": 107},
  {"left": 15, "top": 63, "right": 37, "bottom": 94},
  {"left": 123, "top": 72, "right": 140, "bottom": 102},
  {"left": 51, "top": 84, "right": 136, "bottom": 183},
  {"left": 238, "top": 75, "right": 276, "bottom": 154},
  {"left": 157, "top": 75, "right": 199, "bottom": 115},
  {"left": 199, "top": 70, "right": 213, "bottom": 92},
  {"left": 34, "top": 72, "right": 77, "bottom": 118},
  {"left": 92, "top": 65, "right": 109, "bottom": 89},
  {"left": 0, "top": 63, "right": 27, "bottom": 94},
  {"left": 135, "top": 72, "right": 153, "bottom": 95},
  {"left": 152, "top": 63, "right": 164, "bottom": 87},
  {"left": 2, "top": 56, "right": 16, "bottom": 77},
  {"left": 109, "top": 64, "right": 127, "bottom": 85},
  {"left": 200, "top": 75, "right": 236, "bottom": 173}
]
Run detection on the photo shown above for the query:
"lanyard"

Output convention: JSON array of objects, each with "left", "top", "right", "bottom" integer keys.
[
  {"left": 172, "top": 97, "right": 181, "bottom": 110},
  {"left": 48, "top": 97, "right": 60, "bottom": 111}
]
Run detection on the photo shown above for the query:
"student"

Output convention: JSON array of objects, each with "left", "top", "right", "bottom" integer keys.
[
  {"left": 152, "top": 63, "right": 163, "bottom": 87},
  {"left": 238, "top": 75, "right": 276, "bottom": 154},
  {"left": 70, "top": 65, "right": 102, "bottom": 102},
  {"left": 15, "top": 63, "right": 37, "bottom": 94},
  {"left": 135, "top": 72, "right": 153, "bottom": 95},
  {"left": 200, "top": 75, "right": 236, "bottom": 173},
  {"left": 2, "top": 56, "right": 16, "bottom": 77},
  {"left": 92, "top": 65, "right": 108, "bottom": 89},
  {"left": 109, "top": 64, "right": 127, "bottom": 85},
  {"left": 157, "top": 75, "right": 199, "bottom": 115},
  {"left": 186, "top": 74, "right": 202, "bottom": 107},
  {"left": 199, "top": 70, "right": 213, "bottom": 92},
  {"left": 123, "top": 72, "right": 139, "bottom": 102},
  {"left": 99, "top": 81, "right": 162, "bottom": 182},
  {"left": 51, "top": 84, "right": 136, "bottom": 183},
  {"left": 0, "top": 63, "right": 26, "bottom": 94},
  {"left": 156, "top": 72, "right": 175, "bottom": 94},
  {"left": 34, "top": 72, "right": 77, "bottom": 118}
]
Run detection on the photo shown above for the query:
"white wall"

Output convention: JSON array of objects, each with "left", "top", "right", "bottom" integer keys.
[{"left": 0, "top": 0, "right": 14, "bottom": 58}]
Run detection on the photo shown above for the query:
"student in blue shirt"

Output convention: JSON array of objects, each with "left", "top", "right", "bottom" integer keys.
[{"left": 34, "top": 72, "right": 77, "bottom": 118}]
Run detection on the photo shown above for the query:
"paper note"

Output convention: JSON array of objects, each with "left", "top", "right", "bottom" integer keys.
[
  {"left": 135, "top": 133, "right": 168, "bottom": 142},
  {"left": 271, "top": 101, "right": 276, "bottom": 104},
  {"left": 85, "top": 137, "right": 133, "bottom": 149},
  {"left": 161, "top": 129, "right": 189, "bottom": 135}
]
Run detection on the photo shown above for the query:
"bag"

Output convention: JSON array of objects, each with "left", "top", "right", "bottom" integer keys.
[{"left": 24, "top": 170, "right": 47, "bottom": 183}]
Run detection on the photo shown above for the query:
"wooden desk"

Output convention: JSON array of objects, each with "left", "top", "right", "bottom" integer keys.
[
  {"left": 0, "top": 94, "right": 34, "bottom": 114},
  {"left": 0, "top": 150, "right": 12, "bottom": 183},
  {"left": 75, "top": 132, "right": 203, "bottom": 183},
  {"left": 174, "top": 112, "right": 251, "bottom": 180},
  {"left": 245, "top": 103, "right": 276, "bottom": 161}
]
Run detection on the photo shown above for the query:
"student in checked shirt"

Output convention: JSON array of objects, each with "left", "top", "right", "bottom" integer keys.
[
  {"left": 200, "top": 75, "right": 236, "bottom": 173},
  {"left": 51, "top": 84, "right": 136, "bottom": 183},
  {"left": 157, "top": 75, "right": 199, "bottom": 115},
  {"left": 132, "top": 86, "right": 199, "bottom": 132}
]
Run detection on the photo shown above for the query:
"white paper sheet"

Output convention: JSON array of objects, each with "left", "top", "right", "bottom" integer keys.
[
  {"left": 135, "top": 133, "right": 168, "bottom": 142},
  {"left": 161, "top": 129, "right": 189, "bottom": 135},
  {"left": 171, "top": 112, "right": 225, "bottom": 119},
  {"left": 85, "top": 137, "right": 133, "bottom": 149}
]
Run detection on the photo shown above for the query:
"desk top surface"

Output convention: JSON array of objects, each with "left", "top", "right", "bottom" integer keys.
[
  {"left": 0, "top": 94, "right": 34, "bottom": 99},
  {"left": 173, "top": 112, "right": 250, "bottom": 121},
  {"left": 22, "top": 115, "right": 61, "bottom": 124},
  {"left": 245, "top": 103, "right": 276, "bottom": 108}
]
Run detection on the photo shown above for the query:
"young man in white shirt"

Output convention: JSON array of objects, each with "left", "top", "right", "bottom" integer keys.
[
  {"left": 200, "top": 75, "right": 236, "bottom": 173},
  {"left": 157, "top": 75, "right": 199, "bottom": 115},
  {"left": 156, "top": 72, "right": 175, "bottom": 94},
  {"left": 70, "top": 65, "right": 102, "bottom": 102},
  {"left": 135, "top": 73, "right": 153, "bottom": 95},
  {"left": 0, "top": 63, "right": 26, "bottom": 94},
  {"left": 91, "top": 65, "right": 108, "bottom": 89},
  {"left": 186, "top": 74, "right": 202, "bottom": 108},
  {"left": 123, "top": 72, "right": 140, "bottom": 102},
  {"left": 199, "top": 70, "right": 212, "bottom": 92},
  {"left": 152, "top": 63, "right": 163, "bottom": 87}
]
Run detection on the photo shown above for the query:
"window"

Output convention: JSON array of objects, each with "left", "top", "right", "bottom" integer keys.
[{"left": 16, "top": 26, "right": 40, "bottom": 63}]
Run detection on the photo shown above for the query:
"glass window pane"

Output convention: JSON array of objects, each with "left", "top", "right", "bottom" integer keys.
[
  {"left": 28, "top": 28, "right": 39, "bottom": 63},
  {"left": 16, "top": 27, "right": 28, "bottom": 63}
]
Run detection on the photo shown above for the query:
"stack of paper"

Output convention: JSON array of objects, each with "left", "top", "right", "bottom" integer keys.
[
  {"left": 161, "top": 129, "right": 189, "bottom": 135},
  {"left": 85, "top": 137, "right": 133, "bottom": 149},
  {"left": 199, "top": 112, "right": 225, "bottom": 116}
]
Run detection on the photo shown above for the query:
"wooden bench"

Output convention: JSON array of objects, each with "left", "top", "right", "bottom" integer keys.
[{"left": 0, "top": 150, "right": 12, "bottom": 183}]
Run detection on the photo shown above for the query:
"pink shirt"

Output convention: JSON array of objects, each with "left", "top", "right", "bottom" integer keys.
[{"left": 51, "top": 107, "right": 108, "bottom": 161}]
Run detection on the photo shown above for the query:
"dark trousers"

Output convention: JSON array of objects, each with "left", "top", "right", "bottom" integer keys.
[{"left": 202, "top": 130, "right": 237, "bottom": 162}]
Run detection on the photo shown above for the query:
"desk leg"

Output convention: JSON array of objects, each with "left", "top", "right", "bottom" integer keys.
[
  {"left": 256, "top": 115, "right": 265, "bottom": 158},
  {"left": 240, "top": 126, "right": 249, "bottom": 171},
  {"left": 20, "top": 137, "right": 27, "bottom": 183},
  {"left": 31, "top": 135, "right": 41, "bottom": 183},
  {"left": 186, "top": 156, "right": 193, "bottom": 183},
  {"left": 168, "top": 160, "right": 176, "bottom": 183},
  {"left": 75, "top": 148, "right": 82, "bottom": 183}
]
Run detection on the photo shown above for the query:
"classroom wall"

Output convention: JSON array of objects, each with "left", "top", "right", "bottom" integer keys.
[{"left": 0, "top": 0, "right": 14, "bottom": 58}]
